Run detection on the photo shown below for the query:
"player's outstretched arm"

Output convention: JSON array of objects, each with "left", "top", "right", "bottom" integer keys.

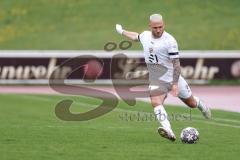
[{"left": 116, "top": 24, "right": 139, "bottom": 41}]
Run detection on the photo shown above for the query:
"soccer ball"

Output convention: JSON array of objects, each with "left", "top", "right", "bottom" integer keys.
[{"left": 180, "top": 127, "right": 199, "bottom": 144}]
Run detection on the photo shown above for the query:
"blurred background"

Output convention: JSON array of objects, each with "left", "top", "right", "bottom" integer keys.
[
  {"left": 0, "top": 0, "right": 239, "bottom": 50},
  {"left": 0, "top": 1, "right": 240, "bottom": 160},
  {"left": 0, "top": 0, "right": 239, "bottom": 108}
]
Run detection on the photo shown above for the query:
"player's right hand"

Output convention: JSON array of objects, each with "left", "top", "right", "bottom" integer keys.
[{"left": 116, "top": 24, "right": 124, "bottom": 35}]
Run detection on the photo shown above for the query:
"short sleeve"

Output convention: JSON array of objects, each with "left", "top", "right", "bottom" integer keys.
[
  {"left": 138, "top": 31, "right": 147, "bottom": 44},
  {"left": 168, "top": 38, "right": 179, "bottom": 59}
]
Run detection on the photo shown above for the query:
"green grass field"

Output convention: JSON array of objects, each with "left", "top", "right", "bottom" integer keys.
[
  {"left": 0, "top": 94, "right": 239, "bottom": 160},
  {"left": 0, "top": 0, "right": 240, "bottom": 50}
]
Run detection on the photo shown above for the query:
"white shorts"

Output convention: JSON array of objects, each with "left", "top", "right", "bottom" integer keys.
[
  {"left": 149, "top": 75, "right": 192, "bottom": 99},
  {"left": 177, "top": 76, "right": 192, "bottom": 99}
]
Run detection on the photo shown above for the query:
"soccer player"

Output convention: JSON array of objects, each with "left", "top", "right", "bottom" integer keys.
[{"left": 115, "top": 13, "right": 211, "bottom": 141}]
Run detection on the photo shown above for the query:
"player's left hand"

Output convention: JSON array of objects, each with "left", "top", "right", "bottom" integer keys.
[{"left": 170, "top": 84, "right": 178, "bottom": 97}]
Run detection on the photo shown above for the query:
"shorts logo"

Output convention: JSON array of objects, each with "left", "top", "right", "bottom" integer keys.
[{"left": 186, "top": 85, "right": 190, "bottom": 92}]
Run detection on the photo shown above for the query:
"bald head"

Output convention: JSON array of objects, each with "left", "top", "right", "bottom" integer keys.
[
  {"left": 149, "top": 14, "right": 163, "bottom": 23},
  {"left": 149, "top": 13, "right": 165, "bottom": 38}
]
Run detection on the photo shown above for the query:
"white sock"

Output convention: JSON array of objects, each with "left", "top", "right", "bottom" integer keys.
[
  {"left": 154, "top": 105, "right": 171, "bottom": 130},
  {"left": 194, "top": 96, "right": 200, "bottom": 107},
  {"left": 194, "top": 96, "right": 205, "bottom": 111}
]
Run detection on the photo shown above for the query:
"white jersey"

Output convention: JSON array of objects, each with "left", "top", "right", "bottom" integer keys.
[{"left": 138, "top": 31, "right": 179, "bottom": 82}]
